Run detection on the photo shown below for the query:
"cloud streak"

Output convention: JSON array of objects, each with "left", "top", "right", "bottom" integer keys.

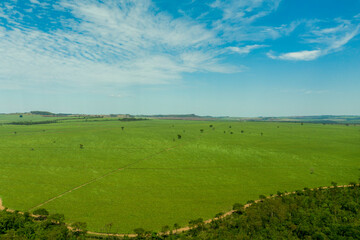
[
  {"left": 227, "top": 44, "right": 268, "bottom": 55},
  {"left": 268, "top": 18, "right": 360, "bottom": 61},
  {"left": 267, "top": 50, "right": 322, "bottom": 61}
]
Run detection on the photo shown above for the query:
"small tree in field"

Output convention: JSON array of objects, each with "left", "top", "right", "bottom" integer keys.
[
  {"left": 200, "top": 129, "right": 204, "bottom": 133},
  {"left": 121, "top": 126, "right": 124, "bottom": 130},
  {"left": 161, "top": 225, "right": 170, "bottom": 233},
  {"left": 177, "top": 134, "right": 182, "bottom": 139},
  {"left": 173, "top": 223, "right": 180, "bottom": 231},
  {"left": 33, "top": 208, "right": 49, "bottom": 216}
]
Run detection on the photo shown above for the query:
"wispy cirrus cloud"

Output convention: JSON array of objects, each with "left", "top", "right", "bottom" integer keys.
[
  {"left": 1, "top": 0, "right": 359, "bottom": 96},
  {"left": 267, "top": 50, "right": 322, "bottom": 61},
  {"left": 0, "top": 0, "right": 241, "bottom": 92},
  {"left": 227, "top": 44, "right": 268, "bottom": 55},
  {"left": 268, "top": 18, "right": 360, "bottom": 61},
  {"left": 210, "top": 0, "right": 281, "bottom": 24},
  {"left": 208, "top": 0, "right": 297, "bottom": 42}
]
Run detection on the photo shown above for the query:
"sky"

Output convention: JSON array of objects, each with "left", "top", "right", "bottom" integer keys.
[{"left": 0, "top": 0, "right": 359, "bottom": 117}]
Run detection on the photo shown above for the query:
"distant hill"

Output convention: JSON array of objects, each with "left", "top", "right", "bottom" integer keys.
[
  {"left": 235, "top": 115, "right": 360, "bottom": 124},
  {"left": 135, "top": 114, "right": 227, "bottom": 120},
  {"left": 135, "top": 114, "right": 360, "bottom": 123},
  {"left": 1, "top": 112, "right": 359, "bottom": 124}
]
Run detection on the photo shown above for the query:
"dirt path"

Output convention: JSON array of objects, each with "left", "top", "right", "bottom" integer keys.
[
  {"left": 0, "top": 198, "right": 4, "bottom": 211},
  {"left": 1, "top": 184, "right": 356, "bottom": 238},
  {"left": 86, "top": 184, "right": 356, "bottom": 238}
]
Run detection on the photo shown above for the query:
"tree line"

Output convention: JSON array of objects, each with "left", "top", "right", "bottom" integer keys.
[
  {"left": 2, "top": 181, "right": 359, "bottom": 239},
  {"left": 0, "top": 208, "right": 87, "bottom": 239}
]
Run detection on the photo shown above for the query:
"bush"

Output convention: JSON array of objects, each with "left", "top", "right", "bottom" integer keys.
[{"left": 33, "top": 208, "right": 49, "bottom": 216}]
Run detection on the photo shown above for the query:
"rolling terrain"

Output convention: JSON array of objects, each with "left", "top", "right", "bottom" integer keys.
[{"left": 0, "top": 114, "right": 359, "bottom": 233}]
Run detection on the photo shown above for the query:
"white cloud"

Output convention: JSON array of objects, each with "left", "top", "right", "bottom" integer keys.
[
  {"left": 210, "top": 0, "right": 281, "bottom": 23},
  {"left": 227, "top": 44, "right": 268, "bottom": 54},
  {"left": 327, "top": 25, "right": 360, "bottom": 50},
  {"left": 0, "top": 0, "right": 240, "bottom": 92},
  {"left": 303, "top": 90, "right": 327, "bottom": 95},
  {"left": 208, "top": 0, "right": 294, "bottom": 42},
  {"left": 268, "top": 19, "right": 360, "bottom": 61},
  {"left": 267, "top": 50, "right": 322, "bottom": 61},
  {"left": 29, "top": 0, "right": 40, "bottom": 4}
]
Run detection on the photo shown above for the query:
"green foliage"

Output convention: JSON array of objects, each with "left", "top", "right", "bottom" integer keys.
[
  {"left": 33, "top": 208, "right": 49, "bottom": 216},
  {"left": 259, "top": 195, "right": 266, "bottom": 199},
  {"left": 133, "top": 228, "right": 145, "bottom": 236},
  {"left": 118, "top": 118, "right": 148, "bottom": 122},
  {"left": 161, "top": 225, "right": 170, "bottom": 233},
  {"left": 8, "top": 120, "right": 59, "bottom": 125},
  {"left": 0, "top": 119, "right": 359, "bottom": 233},
  {"left": 48, "top": 213, "right": 65, "bottom": 224},
  {"left": 30, "top": 111, "right": 54, "bottom": 115},
  {"left": 173, "top": 223, "right": 180, "bottom": 230},
  {"left": 188, "top": 218, "right": 203, "bottom": 227},
  {"left": 157, "top": 185, "right": 360, "bottom": 239},
  {"left": 232, "top": 203, "right": 243, "bottom": 211},
  {"left": 0, "top": 210, "right": 80, "bottom": 239}
]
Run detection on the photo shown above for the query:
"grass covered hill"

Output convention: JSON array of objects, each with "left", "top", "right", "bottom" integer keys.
[{"left": 0, "top": 118, "right": 359, "bottom": 233}]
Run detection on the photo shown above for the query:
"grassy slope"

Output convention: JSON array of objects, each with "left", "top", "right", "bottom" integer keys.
[
  {"left": 0, "top": 114, "right": 67, "bottom": 123},
  {"left": 0, "top": 119, "right": 359, "bottom": 233}
]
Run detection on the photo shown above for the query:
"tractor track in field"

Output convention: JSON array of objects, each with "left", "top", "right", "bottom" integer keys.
[
  {"left": 26, "top": 143, "right": 187, "bottom": 212},
  {"left": 1, "top": 185, "right": 357, "bottom": 238}
]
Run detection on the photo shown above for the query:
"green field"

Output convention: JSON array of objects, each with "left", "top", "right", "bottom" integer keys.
[
  {"left": 0, "top": 114, "right": 68, "bottom": 123},
  {"left": 0, "top": 116, "right": 359, "bottom": 234}
]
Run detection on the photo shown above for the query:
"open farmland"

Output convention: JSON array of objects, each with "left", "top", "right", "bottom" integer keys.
[
  {"left": 0, "top": 116, "right": 359, "bottom": 234},
  {"left": 0, "top": 114, "right": 72, "bottom": 124}
]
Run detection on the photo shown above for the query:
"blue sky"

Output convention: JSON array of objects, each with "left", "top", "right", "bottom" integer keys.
[{"left": 0, "top": 0, "right": 359, "bottom": 116}]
